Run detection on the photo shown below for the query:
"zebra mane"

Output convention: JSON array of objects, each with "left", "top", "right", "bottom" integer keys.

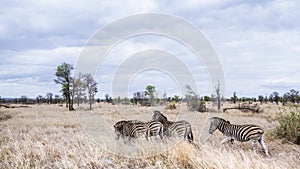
[
  {"left": 153, "top": 111, "right": 168, "bottom": 122},
  {"left": 210, "top": 117, "right": 231, "bottom": 124},
  {"left": 114, "top": 120, "right": 127, "bottom": 128}
]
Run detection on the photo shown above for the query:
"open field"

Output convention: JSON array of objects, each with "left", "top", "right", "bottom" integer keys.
[{"left": 0, "top": 103, "right": 299, "bottom": 168}]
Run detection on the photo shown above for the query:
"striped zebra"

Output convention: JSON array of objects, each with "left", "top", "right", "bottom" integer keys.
[
  {"left": 152, "top": 111, "right": 194, "bottom": 142},
  {"left": 113, "top": 120, "right": 164, "bottom": 142},
  {"left": 209, "top": 117, "right": 269, "bottom": 156}
]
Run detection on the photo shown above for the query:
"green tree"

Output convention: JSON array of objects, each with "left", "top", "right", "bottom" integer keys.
[
  {"left": 145, "top": 85, "right": 156, "bottom": 106},
  {"left": 54, "top": 63, "right": 74, "bottom": 111},
  {"left": 173, "top": 95, "right": 180, "bottom": 103}
]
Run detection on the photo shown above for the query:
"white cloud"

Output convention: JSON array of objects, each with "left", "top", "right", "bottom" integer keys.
[{"left": 0, "top": 0, "right": 300, "bottom": 98}]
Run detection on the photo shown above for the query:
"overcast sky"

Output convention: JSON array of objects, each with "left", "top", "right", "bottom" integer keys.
[{"left": 0, "top": 0, "right": 299, "bottom": 99}]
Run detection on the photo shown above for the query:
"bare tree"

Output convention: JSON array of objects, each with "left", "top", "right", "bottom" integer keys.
[
  {"left": 185, "top": 85, "right": 206, "bottom": 112},
  {"left": 215, "top": 80, "right": 221, "bottom": 110},
  {"left": 84, "top": 74, "right": 98, "bottom": 110},
  {"left": 73, "top": 73, "right": 86, "bottom": 106},
  {"left": 46, "top": 92, "right": 53, "bottom": 104}
]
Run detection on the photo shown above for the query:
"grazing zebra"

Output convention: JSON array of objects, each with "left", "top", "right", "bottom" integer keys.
[
  {"left": 113, "top": 120, "right": 164, "bottom": 142},
  {"left": 152, "top": 111, "right": 194, "bottom": 142},
  {"left": 209, "top": 117, "right": 269, "bottom": 156}
]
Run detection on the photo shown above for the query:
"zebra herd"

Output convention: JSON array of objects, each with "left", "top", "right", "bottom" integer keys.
[
  {"left": 113, "top": 111, "right": 269, "bottom": 156},
  {"left": 113, "top": 111, "right": 193, "bottom": 142}
]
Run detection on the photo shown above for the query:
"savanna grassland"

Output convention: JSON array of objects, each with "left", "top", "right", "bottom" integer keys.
[{"left": 0, "top": 103, "right": 299, "bottom": 168}]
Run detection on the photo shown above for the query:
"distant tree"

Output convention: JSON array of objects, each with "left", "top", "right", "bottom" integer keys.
[
  {"left": 36, "top": 95, "right": 43, "bottom": 104},
  {"left": 202, "top": 95, "right": 211, "bottom": 102},
  {"left": 287, "top": 89, "right": 299, "bottom": 104},
  {"left": 215, "top": 81, "right": 221, "bottom": 110},
  {"left": 54, "top": 95, "right": 61, "bottom": 104},
  {"left": 114, "top": 96, "right": 121, "bottom": 104},
  {"left": 54, "top": 62, "right": 74, "bottom": 111},
  {"left": 145, "top": 85, "right": 156, "bottom": 106},
  {"left": 84, "top": 74, "right": 98, "bottom": 110},
  {"left": 232, "top": 92, "right": 238, "bottom": 104},
  {"left": 264, "top": 95, "right": 268, "bottom": 103},
  {"left": 258, "top": 95, "right": 264, "bottom": 105},
  {"left": 173, "top": 95, "right": 180, "bottom": 103},
  {"left": 73, "top": 73, "right": 86, "bottom": 106},
  {"left": 185, "top": 85, "right": 207, "bottom": 112},
  {"left": 273, "top": 92, "right": 280, "bottom": 105},
  {"left": 20, "top": 95, "right": 28, "bottom": 104},
  {"left": 283, "top": 93, "right": 289, "bottom": 106},
  {"left": 105, "top": 94, "right": 110, "bottom": 103},
  {"left": 269, "top": 93, "right": 274, "bottom": 103},
  {"left": 46, "top": 92, "right": 53, "bottom": 104}
]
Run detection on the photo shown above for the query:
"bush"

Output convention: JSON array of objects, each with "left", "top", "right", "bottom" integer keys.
[
  {"left": 186, "top": 95, "right": 207, "bottom": 112},
  {"left": 166, "top": 102, "right": 176, "bottom": 110},
  {"left": 269, "top": 111, "right": 300, "bottom": 145}
]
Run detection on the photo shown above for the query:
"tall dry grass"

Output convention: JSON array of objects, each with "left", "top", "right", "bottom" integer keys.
[{"left": 0, "top": 103, "right": 299, "bottom": 168}]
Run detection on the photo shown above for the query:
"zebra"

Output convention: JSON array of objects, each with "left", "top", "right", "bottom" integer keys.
[
  {"left": 152, "top": 111, "right": 194, "bottom": 142},
  {"left": 113, "top": 120, "right": 164, "bottom": 142},
  {"left": 209, "top": 117, "right": 269, "bottom": 156}
]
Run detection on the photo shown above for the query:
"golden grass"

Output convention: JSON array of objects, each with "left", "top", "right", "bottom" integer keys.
[{"left": 0, "top": 103, "right": 299, "bottom": 168}]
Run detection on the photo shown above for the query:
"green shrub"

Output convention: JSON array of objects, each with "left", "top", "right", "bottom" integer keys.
[
  {"left": 269, "top": 111, "right": 300, "bottom": 145},
  {"left": 166, "top": 101, "right": 176, "bottom": 110}
]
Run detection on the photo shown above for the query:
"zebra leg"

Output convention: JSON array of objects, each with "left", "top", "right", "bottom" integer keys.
[
  {"left": 230, "top": 137, "right": 235, "bottom": 148},
  {"left": 251, "top": 139, "right": 259, "bottom": 153},
  {"left": 220, "top": 137, "right": 231, "bottom": 144},
  {"left": 159, "top": 127, "right": 163, "bottom": 140},
  {"left": 259, "top": 135, "right": 269, "bottom": 156}
]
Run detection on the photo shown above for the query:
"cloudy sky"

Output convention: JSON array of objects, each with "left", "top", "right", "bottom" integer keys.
[{"left": 0, "top": 0, "right": 299, "bottom": 99}]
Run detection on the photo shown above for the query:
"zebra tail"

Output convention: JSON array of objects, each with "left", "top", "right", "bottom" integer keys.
[{"left": 187, "top": 130, "right": 194, "bottom": 142}]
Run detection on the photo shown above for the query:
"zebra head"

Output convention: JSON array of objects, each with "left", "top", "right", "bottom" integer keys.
[
  {"left": 114, "top": 121, "right": 128, "bottom": 140},
  {"left": 152, "top": 111, "right": 168, "bottom": 124},
  {"left": 209, "top": 117, "right": 230, "bottom": 134}
]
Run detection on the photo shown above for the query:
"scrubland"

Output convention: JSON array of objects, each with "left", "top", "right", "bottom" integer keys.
[{"left": 0, "top": 103, "right": 299, "bottom": 168}]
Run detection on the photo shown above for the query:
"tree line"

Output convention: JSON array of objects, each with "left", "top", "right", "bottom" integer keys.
[{"left": 230, "top": 89, "right": 300, "bottom": 105}]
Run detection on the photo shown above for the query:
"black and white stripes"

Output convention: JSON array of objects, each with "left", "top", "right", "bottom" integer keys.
[
  {"left": 114, "top": 120, "right": 164, "bottom": 142},
  {"left": 209, "top": 117, "right": 269, "bottom": 156},
  {"left": 114, "top": 111, "right": 194, "bottom": 143},
  {"left": 152, "top": 111, "right": 194, "bottom": 142}
]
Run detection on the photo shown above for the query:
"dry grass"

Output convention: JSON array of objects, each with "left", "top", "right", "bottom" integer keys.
[{"left": 0, "top": 103, "right": 299, "bottom": 168}]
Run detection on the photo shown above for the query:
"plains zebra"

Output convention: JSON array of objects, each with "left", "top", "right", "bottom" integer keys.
[
  {"left": 113, "top": 120, "right": 164, "bottom": 142},
  {"left": 209, "top": 117, "right": 269, "bottom": 156},
  {"left": 152, "top": 111, "right": 194, "bottom": 142}
]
